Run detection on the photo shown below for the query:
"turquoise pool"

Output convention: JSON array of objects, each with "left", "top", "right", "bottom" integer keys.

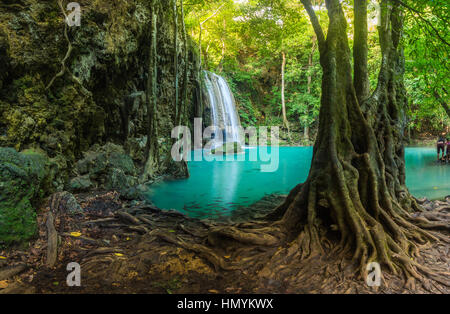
[{"left": 147, "top": 147, "right": 449, "bottom": 218}]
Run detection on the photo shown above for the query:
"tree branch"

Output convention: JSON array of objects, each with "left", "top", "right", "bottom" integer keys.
[
  {"left": 200, "top": 3, "right": 225, "bottom": 26},
  {"left": 46, "top": 0, "right": 91, "bottom": 96},
  {"left": 390, "top": 0, "right": 450, "bottom": 47},
  {"left": 300, "top": 0, "right": 326, "bottom": 50},
  {"left": 434, "top": 90, "right": 450, "bottom": 119}
]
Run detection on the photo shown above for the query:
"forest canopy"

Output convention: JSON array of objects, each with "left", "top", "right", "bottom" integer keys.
[{"left": 184, "top": 0, "right": 449, "bottom": 140}]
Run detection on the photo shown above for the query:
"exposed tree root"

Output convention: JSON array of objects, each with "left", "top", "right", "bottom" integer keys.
[
  {"left": 149, "top": 230, "right": 240, "bottom": 271},
  {"left": 45, "top": 212, "right": 58, "bottom": 268},
  {"left": 208, "top": 226, "right": 280, "bottom": 247},
  {"left": 20, "top": 191, "right": 448, "bottom": 294},
  {"left": 184, "top": 149, "right": 450, "bottom": 289},
  {"left": 46, "top": 0, "right": 91, "bottom": 97}
]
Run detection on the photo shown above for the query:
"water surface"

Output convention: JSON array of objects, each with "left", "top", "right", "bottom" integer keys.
[{"left": 147, "top": 147, "right": 449, "bottom": 219}]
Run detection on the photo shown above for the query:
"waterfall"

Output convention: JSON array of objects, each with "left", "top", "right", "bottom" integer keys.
[{"left": 203, "top": 71, "right": 242, "bottom": 148}]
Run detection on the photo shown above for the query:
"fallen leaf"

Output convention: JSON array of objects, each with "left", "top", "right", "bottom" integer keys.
[
  {"left": 0, "top": 256, "right": 6, "bottom": 259},
  {"left": 208, "top": 289, "right": 219, "bottom": 294},
  {"left": 114, "top": 253, "right": 124, "bottom": 257},
  {"left": 70, "top": 232, "right": 82, "bottom": 237},
  {"left": 0, "top": 280, "right": 8, "bottom": 289}
]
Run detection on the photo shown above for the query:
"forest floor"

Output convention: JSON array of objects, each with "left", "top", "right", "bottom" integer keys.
[{"left": 0, "top": 191, "right": 449, "bottom": 294}]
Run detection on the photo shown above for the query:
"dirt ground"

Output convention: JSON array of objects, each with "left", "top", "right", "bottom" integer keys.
[{"left": 0, "top": 191, "right": 448, "bottom": 294}]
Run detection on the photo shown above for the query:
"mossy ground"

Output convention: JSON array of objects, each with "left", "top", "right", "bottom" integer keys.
[{"left": 0, "top": 148, "right": 51, "bottom": 246}]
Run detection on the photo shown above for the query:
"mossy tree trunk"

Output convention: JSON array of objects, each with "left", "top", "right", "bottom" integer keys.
[
  {"left": 179, "top": 0, "right": 189, "bottom": 125},
  {"left": 143, "top": 0, "right": 159, "bottom": 179},
  {"left": 171, "top": 0, "right": 189, "bottom": 178},
  {"left": 304, "top": 36, "right": 316, "bottom": 142},
  {"left": 271, "top": 0, "right": 448, "bottom": 283},
  {"left": 173, "top": 0, "right": 180, "bottom": 124},
  {"left": 281, "top": 51, "right": 290, "bottom": 135}
]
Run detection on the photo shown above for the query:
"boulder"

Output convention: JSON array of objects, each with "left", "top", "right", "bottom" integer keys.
[
  {"left": 69, "top": 175, "right": 93, "bottom": 192},
  {"left": 70, "top": 143, "right": 138, "bottom": 196},
  {"left": 0, "top": 148, "right": 51, "bottom": 246},
  {"left": 210, "top": 142, "right": 243, "bottom": 155}
]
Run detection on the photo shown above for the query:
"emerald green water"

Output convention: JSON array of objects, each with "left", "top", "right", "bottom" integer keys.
[{"left": 147, "top": 147, "right": 449, "bottom": 219}]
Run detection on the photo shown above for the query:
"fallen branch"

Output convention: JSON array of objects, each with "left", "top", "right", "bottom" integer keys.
[
  {"left": 60, "top": 232, "right": 101, "bottom": 245},
  {"left": 81, "top": 217, "right": 117, "bottom": 225},
  {"left": 116, "top": 211, "right": 141, "bottom": 225},
  {"left": 84, "top": 247, "right": 124, "bottom": 258},
  {"left": 46, "top": 212, "right": 58, "bottom": 268},
  {"left": 0, "top": 264, "right": 27, "bottom": 281}
]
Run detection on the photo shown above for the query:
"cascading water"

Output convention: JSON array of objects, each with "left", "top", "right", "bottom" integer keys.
[{"left": 203, "top": 71, "right": 242, "bottom": 148}]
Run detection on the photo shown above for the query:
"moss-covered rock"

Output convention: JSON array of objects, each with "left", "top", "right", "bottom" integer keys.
[
  {"left": 211, "top": 142, "right": 243, "bottom": 155},
  {"left": 69, "top": 175, "right": 93, "bottom": 192},
  {"left": 0, "top": 0, "right": 198, "bottom": 186},
  {"left": 71, "top": 143, "right": 138, "bottom": 194},
  {"left": 0, "top": 147, "right": 52, "bottom": 246}
]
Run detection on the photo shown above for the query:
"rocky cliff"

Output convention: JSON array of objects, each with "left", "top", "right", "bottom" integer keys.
[
  {"left": 0, "top": 0, "right": 199, "bottom": 245},
  {"left": 0, "top": 0, "right": 198, "bottom": 181}
]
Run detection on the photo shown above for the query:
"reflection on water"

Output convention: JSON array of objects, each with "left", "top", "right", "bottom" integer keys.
[
  {"left": 405, "top": 147, "right": 450, "bottom": 200},
  {"left": 147, "top": 147, "right": 449, "bottom": 219}
]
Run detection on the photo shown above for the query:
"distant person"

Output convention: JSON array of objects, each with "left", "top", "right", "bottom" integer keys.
[
  {"left": 437, "top": 133, "right": 446, "bottom": 161},
  {"left": 447, "top": 138, "right": 450, "bottom": 163}
]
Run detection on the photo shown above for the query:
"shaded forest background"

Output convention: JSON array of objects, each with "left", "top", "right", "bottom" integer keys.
[{"left": 186, "top": 0, "right": 449, "bottom": 143}]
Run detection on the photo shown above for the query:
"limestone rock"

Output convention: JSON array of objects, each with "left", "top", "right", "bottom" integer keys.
[
  {"left": 0, "top": 148, "right": 51, "bottom": 246},
  {"left": 211, "top": 142, "right": 243, "bottom": 155}
]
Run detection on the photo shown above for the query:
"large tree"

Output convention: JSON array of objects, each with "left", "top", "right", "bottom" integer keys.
[
  {"left": 273, "top": 0, "right": 449, "bottom": 282},
  {"left": 207, "top": 0, "right": 448, "bottom": 287}
]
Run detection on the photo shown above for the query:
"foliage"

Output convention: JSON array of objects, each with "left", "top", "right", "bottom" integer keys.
[
  {"left": 402, "top": 0, "right": 450, "bottom": 134},
  {"left": 185, "top": 0, "right": 449, "bottom": 139}
]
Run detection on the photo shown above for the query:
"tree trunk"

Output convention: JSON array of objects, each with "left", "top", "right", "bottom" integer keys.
[
  {"left": 281, "top": 51, "right": 290, "bottom": 137},
  {"left": 143, "top": 0, "right": 159, "bottom": 180},
  {"left": 353, "top": 0, "right": 370, "bottom": 104},
  {"left": 173, "top": 0, "right": 179, "bottom": 124},
  {"left": 272, "top": 0, "right": 446, "bottom": 282},
  {"left": 304, "top": 36, "right": 316, "bottom": 142},
  {"left": 217, "top": 39, "right": 225, "bottom": 73},
  {"left": 171, "top": 0, "right": 189, "bottom": 178},
  {"left": 217, "top": 20, "right": 226, "bottom": 73},
  {"left": 434, "top": 90, "right": 450, "bottom": 119},
  {"left": 196, "top": 4, "right": 225, "bottom": 128},
  {"left": 180, "top": 0, "right": 189, "bottom": 124}
]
